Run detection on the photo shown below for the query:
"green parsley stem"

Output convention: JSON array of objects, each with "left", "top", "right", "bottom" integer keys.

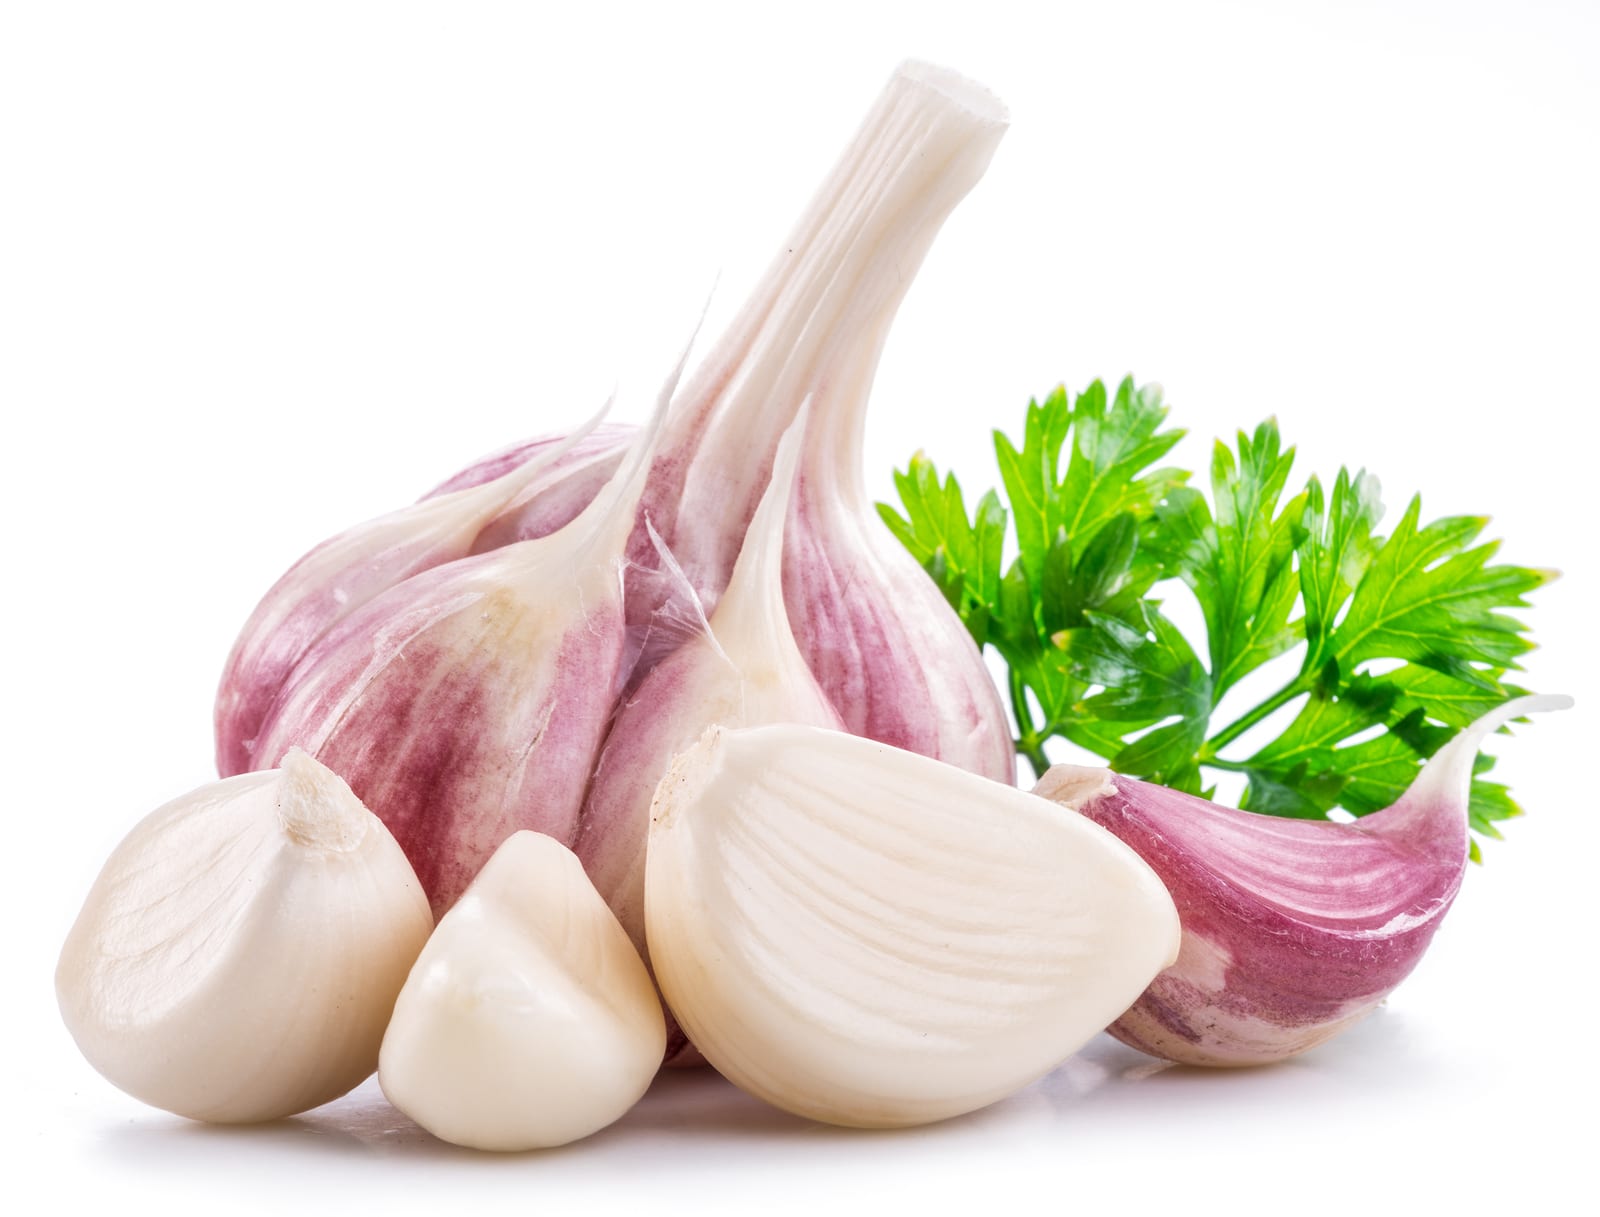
[
  {"left": 1008, "top": 668, "right": 1053, "bottom": 780},
  {"left": 1200, "top": 673, "right": 1312, "bottom": 760}
]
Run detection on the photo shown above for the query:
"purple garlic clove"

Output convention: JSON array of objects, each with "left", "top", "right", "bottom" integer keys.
[
  {"left": 248, "top": 383, "right": 675, "bottom": 917},
  {"left": 1033, "top": 694, "right": 1571, "bottom": 1067},
  {"left": 216, "top": 407, "right": 616, "bottom": 777}
]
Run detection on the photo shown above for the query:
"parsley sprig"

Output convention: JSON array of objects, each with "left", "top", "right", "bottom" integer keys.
[{"left": 879, "top": 377, "right": 1552, "bottom": 857}]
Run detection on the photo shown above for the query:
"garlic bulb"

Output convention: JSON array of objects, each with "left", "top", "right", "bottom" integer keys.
[
  {"left": 379, "top": 832, "right": 664, "bottom": 1151},
  {"left": 56, "top": 749, "right": 432, "bottom": 1123},
  {"left": 248, "top": 382, "right": 674, "bottom": 916},
  {"left": 644, "top": 724, "right": 1181, "bottom": 1128},
  {"left": 216, "top": 406, "right": 613, "bottom": 777},
  {"left": 1035, "top": 694, "right": 1571, "bottom": 1067}
]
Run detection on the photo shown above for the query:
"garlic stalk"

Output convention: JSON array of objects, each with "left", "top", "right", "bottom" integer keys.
[
  {"left": 248, "top": 373, "right": 676, "bottom": 917},
  {"left": 216, "top": 405, "right": 613, "bottom": 776},
  {"left": 56, "top": 750, "right": 432, "bottom": 1123},
  {"left": 379, "top": 832, "right": 664, "bottom": 1151},
  {"left": 1034, "top": 694, "right": 1572, "bottom": 1067},
  {"left": 644, "top": 724, "right": 1181, "bottom": 1128}
]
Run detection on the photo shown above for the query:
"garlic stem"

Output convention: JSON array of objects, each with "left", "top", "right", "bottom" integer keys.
[{"left": 656, "top": 60, "right": 1009, "bottom": 594}]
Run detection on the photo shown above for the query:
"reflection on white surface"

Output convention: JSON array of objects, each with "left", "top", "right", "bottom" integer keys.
[{"left": 82, "top": 1009, "right": 1435, "bottom": 1172}]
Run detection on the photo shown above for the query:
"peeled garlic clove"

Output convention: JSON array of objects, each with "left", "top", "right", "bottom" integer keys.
[
  {"left": 1036, "top": 694, "right": 1572, "bottom": 1067},
  {"left": 216, "top": 405, "right": 612, "bottom": 777},
  {"left": 56, "top": 749, "right": 432, "bottom": 1123},
  {"left": 645, "top": 724, "right": 1181, "bottom": 1128},
  {"left": 379, "top": 832, "right": 665, "bottom": 1151}
]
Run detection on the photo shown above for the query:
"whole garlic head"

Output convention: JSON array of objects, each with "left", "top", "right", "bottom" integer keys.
[{"left": 56, "top": 749, "right": 433, "bottom": 1123}]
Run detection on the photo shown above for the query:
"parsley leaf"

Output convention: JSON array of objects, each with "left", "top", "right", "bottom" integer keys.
[{"left": 881, "top": 378, "right": 1553, "bottom": 855}]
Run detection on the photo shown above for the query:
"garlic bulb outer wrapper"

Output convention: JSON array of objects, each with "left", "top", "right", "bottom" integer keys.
[
  {"left": 56, "top": 749, "right": 433, "bottom": 1123},
  {"left": 216, "top": 405, "right": 613, "bottom": 776},
  {"left": 645, "top": 724, "right": 1181, "bottom": 1128},
  {"left": 379, "top": 832, "right": 664, "bottom": 1151},
  {"left": 251, "top": 373, "right": 678, "bottom": 917},
  {"left": 1035, "top": 694, "right": 1572, "bottom": 1067}
]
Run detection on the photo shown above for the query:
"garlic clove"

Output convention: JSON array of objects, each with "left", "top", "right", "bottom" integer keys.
[
  {"left": 1035, "top": 693, "right": 1572, "bottom": 1067},
  {"left": 216, "top": 404, "right": 612, "bottom": 777},
  {"left": 644, "top": 724, "right": 1181, "bottom": 1128},
  {"left": 251, "top": 368, "right": 680, "bottom": 916},
  {"left": 379, "top": 831, "right": 665, "bottom": 1151},
  {"left": 56, "top": 749, "right": 433, "bottom": 1123}
]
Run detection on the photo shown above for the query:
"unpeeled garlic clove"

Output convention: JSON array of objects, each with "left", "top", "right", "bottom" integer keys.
[
  {"left": 379, "top": 831, "right": 665, "bottom": 1151},
  {"left": 251, "top": 373, "right": 677, "bottom": 916},
  {"left": 1035, "top": 694, "right": 1572, "bottom": 1067},
  {"left": 644, "top": 724, "right": 1181, "bottom": 1128},
  {"left": 216, "top": 406, "right": 613, "bottom": 777},
  {"left": 56, "top": 749, "right": 433, "bottom": 1123}
]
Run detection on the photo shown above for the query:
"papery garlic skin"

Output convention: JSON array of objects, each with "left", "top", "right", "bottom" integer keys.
[
  {"left": 645, "top": 724, "right": 1181, "bottom": 1128},
  {"left": 56, "top": 750, "right": 432, "bottom": 1123},
  {"left": 216, "top": 408, "right": 613, "bottom": 777},
  {"left": 1035, "top": 694, "right": 1572, "bottom": 1067},
  {"left": 379, "top": 832, "right": 664, "bottom": 1151}
]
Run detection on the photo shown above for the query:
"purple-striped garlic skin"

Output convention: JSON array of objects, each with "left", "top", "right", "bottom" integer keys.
[
  {"left": 576, "top": 417, "right": 842, "bottom": 1067},
  {"left": 1033, "top": 695, "right": 1570, "bottom": 1067},
  {"left": 246, "top": 402, "right": 670, "bottom": 918},
  {"left": 215, "top": 412, "right": 616, "bottom": 778},
  {"left": 784, "top": 424, "right": 1016, "bottom": 783}
]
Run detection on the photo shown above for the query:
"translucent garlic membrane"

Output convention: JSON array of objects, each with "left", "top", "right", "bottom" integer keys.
[
  {"left": 645, "top": 724, "right": 1181, "bottom": 1127},
  {"left": 1036, "top": 694, "right": 1572, "bottom": 1066}
]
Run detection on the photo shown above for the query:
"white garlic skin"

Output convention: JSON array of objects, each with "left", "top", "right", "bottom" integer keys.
[
  {"left": 645, "top": 724, "right": 1181, "bottom": 1128},
  {"left": 56, "top": 750, "right": 433, "bottom": 1123},
  {"left": 379, "top": 832, "right": 665, "bottom": 1151}
]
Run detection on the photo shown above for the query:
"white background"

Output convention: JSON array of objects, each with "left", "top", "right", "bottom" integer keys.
[{"left": 3, "top": 1, "right": 1595, "bottom": 1213}]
